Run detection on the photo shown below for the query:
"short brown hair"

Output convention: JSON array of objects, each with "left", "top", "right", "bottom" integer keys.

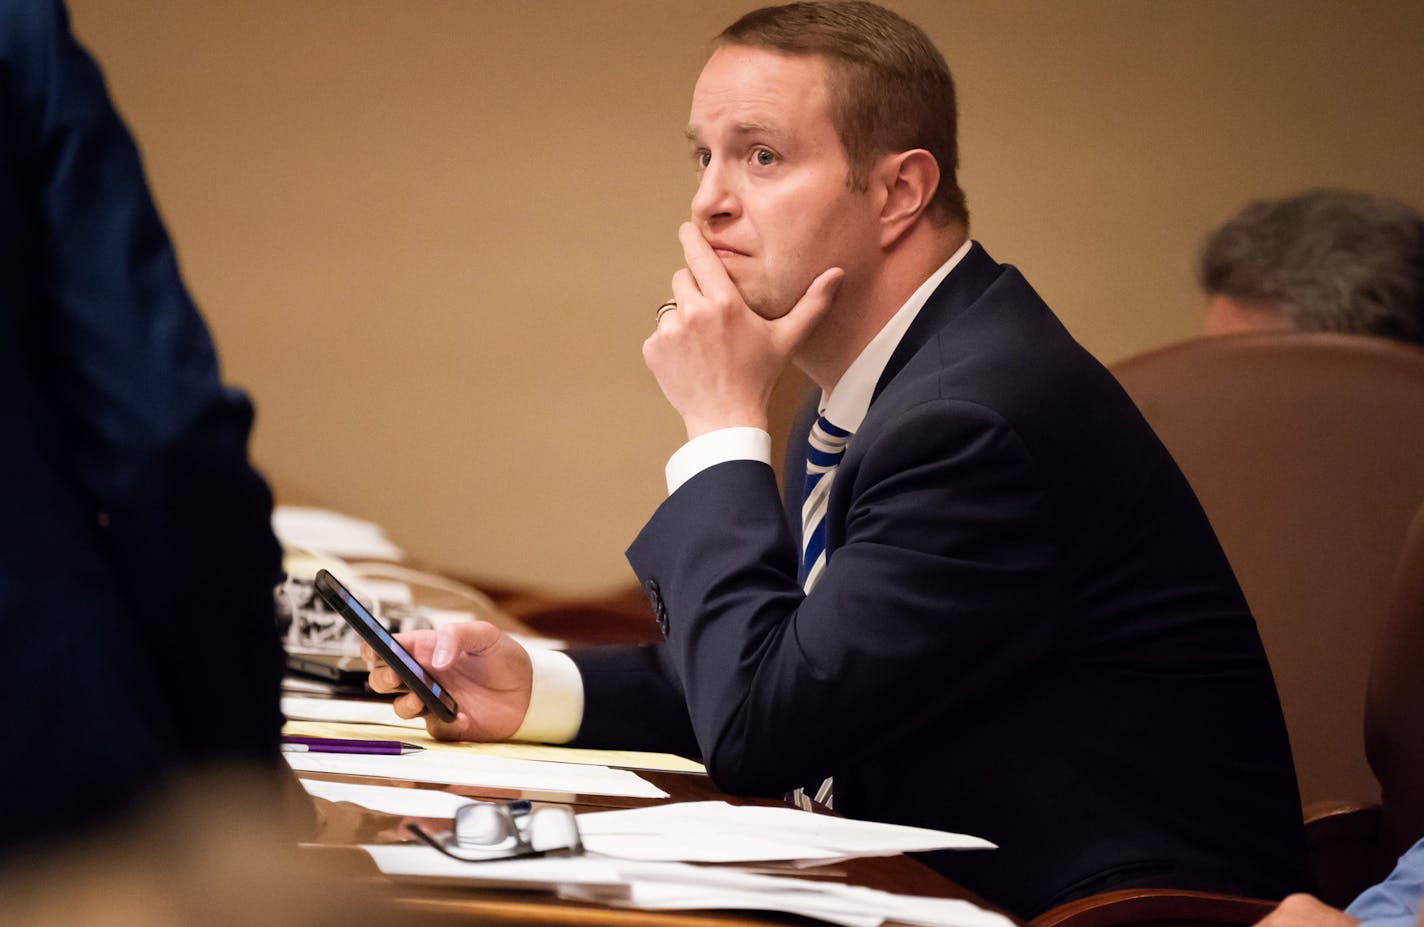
[
  {"left": 1200, "top": 189, "right": 1424, "bottom": 346},
  {"left": 717, "top": 1, "right": 968, "bottom": 226}
]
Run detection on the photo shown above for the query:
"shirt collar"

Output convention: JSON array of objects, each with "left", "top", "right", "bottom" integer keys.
[{"left": 819, "top": 238, "right": 973, "bottom": 432}]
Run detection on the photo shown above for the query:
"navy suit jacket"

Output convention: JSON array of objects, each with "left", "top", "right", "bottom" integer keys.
[
  {"left": 572, "top": 243, "right": 1309, "bottom": 916},
  {"left": 0, "top": 0, "right": 283, "bottom": 855}
]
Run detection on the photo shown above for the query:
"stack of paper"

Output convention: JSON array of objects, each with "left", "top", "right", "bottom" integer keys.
[
  {"left": 284, "top": 749, "right": 667, "bottom": 799},
  {"left": 301, "top": 779, "right": 474, "bottom": 818},
  {"left": 303, "top": 785, "right": 992, "bottom": 864},
  {"left": 575, "top": 801, "right": 994, "bottom": 862},
  {"left": 283, "top": 697, "right": 427, "bottom": 729},
  {"left": 364, "top": 846, "right": 1014, "bottom": 927}
]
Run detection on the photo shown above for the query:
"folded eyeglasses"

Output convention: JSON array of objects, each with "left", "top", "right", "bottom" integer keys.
[{"left": 407, "top": 799, "right": 585, "bottom": 862}]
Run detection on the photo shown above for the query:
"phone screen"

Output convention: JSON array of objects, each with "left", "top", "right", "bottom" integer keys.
[{"left": 313, "top": 569, "right": 459, "bottom": 722}]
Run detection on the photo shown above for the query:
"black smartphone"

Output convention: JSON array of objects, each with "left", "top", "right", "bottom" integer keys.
[{"left": 312, "top": 569, "right": 459, "bottom": 722}]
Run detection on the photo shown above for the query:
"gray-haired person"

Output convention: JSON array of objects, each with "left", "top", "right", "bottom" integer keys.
[{"left": 1199, "top": 189, "right": 1424, "bottom": 346}]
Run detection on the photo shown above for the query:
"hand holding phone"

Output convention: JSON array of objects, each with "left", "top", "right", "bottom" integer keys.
[{"left": 313, "top": 569, "right": 459, "bottom": 722}]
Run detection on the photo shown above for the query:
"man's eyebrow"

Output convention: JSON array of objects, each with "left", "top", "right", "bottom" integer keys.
[{"left": 684, "top": 121, "right": 784, "bottom": 144}]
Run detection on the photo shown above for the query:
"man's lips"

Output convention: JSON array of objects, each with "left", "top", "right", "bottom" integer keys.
[{"left": 707, "top": 241, "right": 749, "bottom": 259}]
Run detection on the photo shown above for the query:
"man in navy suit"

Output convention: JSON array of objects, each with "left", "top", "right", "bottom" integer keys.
[
  {"left": 371, "top": 1, "right": 1309, "bottom": 915},
  {"left": 1, "top": 0, "right": 285, "bottom": 857}
]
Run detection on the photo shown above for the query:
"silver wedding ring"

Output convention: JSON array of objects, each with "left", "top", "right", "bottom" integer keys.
[{"left": 655, "top": 299, "right": 678, "bottom": 324}]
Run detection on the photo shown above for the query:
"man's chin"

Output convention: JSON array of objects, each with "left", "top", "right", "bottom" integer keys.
[
  {"left": 726, "top": 272, "right": 795, "bottom": 320},
  {"left": 742, "top": 291, "right": 795, "bottom": 320}
]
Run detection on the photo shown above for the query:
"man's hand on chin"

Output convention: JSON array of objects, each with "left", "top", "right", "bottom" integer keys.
[{"left": 644, "top": 221, "right": 842, "bottom": 440}]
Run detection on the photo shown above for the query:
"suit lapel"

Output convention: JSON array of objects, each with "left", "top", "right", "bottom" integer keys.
[
  {"left": 783, "top": 242, "right": 1004, "bottom": 547},
  {"left": 871, "top": 241, "right": 1003, "bottom": 405}
]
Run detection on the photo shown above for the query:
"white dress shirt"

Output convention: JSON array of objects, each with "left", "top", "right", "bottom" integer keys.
[{"left": 515, "top": 240, "right": 974, "bottom": 744}]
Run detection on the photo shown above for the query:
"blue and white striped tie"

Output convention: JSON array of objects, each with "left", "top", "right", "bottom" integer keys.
[
  {"left": 794, "top": 415, "right": 851, "bottom": 811},
  {"left": 801, "top": 415, "right": 852, "bottom": 592}
]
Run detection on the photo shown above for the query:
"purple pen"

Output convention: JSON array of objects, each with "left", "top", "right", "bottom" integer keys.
[{"left": 281, "top": 736, "right": 422, "bottom": 756}]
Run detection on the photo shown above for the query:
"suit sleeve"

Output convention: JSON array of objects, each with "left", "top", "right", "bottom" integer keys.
[
  {"left": 3, "top": 0, "right": 284, "bottom": 762},
  {"left": 567, "top": 644, "right": 702, "bottom": 758},
  {"left": 625, "top": 397, "right": 1059, "bottom": 795}
]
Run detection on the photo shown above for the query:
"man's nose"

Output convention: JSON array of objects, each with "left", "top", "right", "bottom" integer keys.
[{"left": 691, "top": 161, "right": 738, "bottom": 225}]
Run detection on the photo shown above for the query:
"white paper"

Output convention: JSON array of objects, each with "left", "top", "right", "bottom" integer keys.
[
  {"left": 282, "top": 696, "right": 427, "bottom": 729},
  {"left": 362, "top": 845, "right": 1015, "bottom": 927},
  {"left": 575, "top": 801, "right": 994, "bottom": 861},
  {"left": 581, "top": 832, "right": 844, "bottom": 863},
  {"left": 298, "top": 778, "right": 476, "bottom": 818},
  {"left": 566, "top": 880, "right": 879, "bottom": 927},
  {"left": 284, "top": 750, "right": 667, "bottom": 799},
  {"left": 575, "top": 862, "right": 1014, "bottom": 927}
]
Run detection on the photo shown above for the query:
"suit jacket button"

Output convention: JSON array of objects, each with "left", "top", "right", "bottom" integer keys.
[{"left": 643, "top": 578, "right": 669, "bottom": 637}]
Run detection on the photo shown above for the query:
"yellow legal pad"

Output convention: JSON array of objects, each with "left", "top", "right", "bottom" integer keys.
[{"left": 282, "top": 719, "right": 706, "bottom": 775}]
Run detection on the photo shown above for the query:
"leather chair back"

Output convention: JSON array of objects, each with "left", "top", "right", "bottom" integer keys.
[
  {"left": 1365, "top": 500, "right": 1424, "bottom": 860},
  {"left": 1111, "top": 332, "right": 1424, "bottom": 807}
]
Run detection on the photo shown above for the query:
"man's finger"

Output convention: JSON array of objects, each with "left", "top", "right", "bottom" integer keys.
[
  {"left": 431, "top": 626, "right": 456, "bottom": 669},
  {"left": 391, "top": 692, "right": 429, "bottom": 720},
  {"left": 663, "top": 268, "right": 698, "bottom": 327},
  {"left": 678, "top": 221, "right": 737, "bottom": 302},
  {"left": 367, "top": 665, "right": 404, "bottom": 694},
  {"left": 359, "top": 641, "right": 385, "bottom": 667},
  {"left": 769, "top": 266, "right": 844, "bottom": 355}
]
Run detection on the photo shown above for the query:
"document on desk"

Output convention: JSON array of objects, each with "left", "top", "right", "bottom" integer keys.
[
  {"left": 299, "top": 779, "right": 475, "bottom": 818},
  {"left": 364, "top": 845, "right": 1015, "bottom": 927},
  {"left": 281, "top": 696, "right": 706, "bottom": 774},
  {"left": 282, "top": 696, "right": 427, "bottom": 728},
  {"left": 574, "top": 801, "right": 995, "bottom": 861},
  {"left": 284, "top": 749, "right": 668, "bottom": 799}
]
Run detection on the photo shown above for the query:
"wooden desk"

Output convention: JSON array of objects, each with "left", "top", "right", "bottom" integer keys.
[{"left": 298, "top": 765, "right": 1017, "bottom": 927}]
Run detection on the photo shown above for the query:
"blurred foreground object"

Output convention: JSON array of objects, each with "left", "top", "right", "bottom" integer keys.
[
  {"left": 0, "top": 769, "right": 420, "bottom": 927},
  {"left": 1, "top": 0, "right": 283, "bottom": 858}
]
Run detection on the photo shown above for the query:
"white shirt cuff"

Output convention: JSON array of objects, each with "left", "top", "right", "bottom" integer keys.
[
  {"left": 511, "top": 647, "right": 584, "bottom": 744},
  {"left": 665, "top": 427, "right": 772, "bottom": 495}
]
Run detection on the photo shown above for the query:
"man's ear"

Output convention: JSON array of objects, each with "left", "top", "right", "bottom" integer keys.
[{"left": 876, "top": 149, "right": 940, "bottom": 248}]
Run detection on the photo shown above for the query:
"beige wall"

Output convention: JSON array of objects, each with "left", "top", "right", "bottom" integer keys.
[{"left": 67, "top": 1, "right": 1424, "bottom": 592}]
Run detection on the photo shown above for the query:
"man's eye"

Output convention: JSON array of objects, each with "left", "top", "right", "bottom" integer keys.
[
  {"left": 694, "top": 150, "right": 711, "bottom": 169},
  {"left": 753, "top": 148, "right": 776, "bottom": 166}
]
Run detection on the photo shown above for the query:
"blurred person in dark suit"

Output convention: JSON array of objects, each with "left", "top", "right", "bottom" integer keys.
[{"left": 1, "top": 0, "right": 285, "bottom": 856}]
